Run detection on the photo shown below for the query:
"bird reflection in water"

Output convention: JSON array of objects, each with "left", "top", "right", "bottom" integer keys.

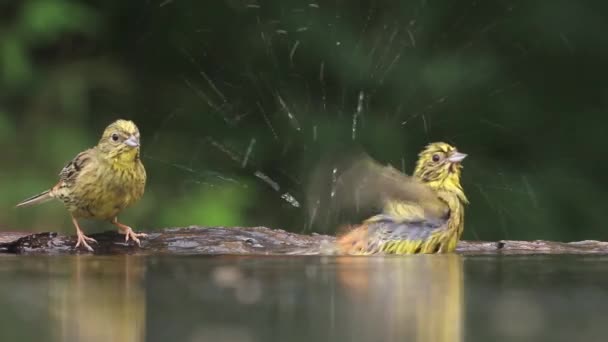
[
  {"left": 48, "top": 255, "right": 146, "bottom": 342},
  {"left": 335, "top": 254, "right": 463, "bottom": 342}
]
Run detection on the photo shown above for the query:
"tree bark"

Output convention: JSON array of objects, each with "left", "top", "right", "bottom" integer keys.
[{"left": 1, "top": 227, "right": 607, "bottom": 255}]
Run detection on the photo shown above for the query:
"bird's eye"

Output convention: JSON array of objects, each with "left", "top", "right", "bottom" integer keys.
[
  {"left": 111, "top": 133, "right": 120, "bottom": 142},
  {"left": 432, "top": 154, "right": 441, "bottom": 162}
]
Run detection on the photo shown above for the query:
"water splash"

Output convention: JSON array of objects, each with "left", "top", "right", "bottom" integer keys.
[
  {"left": 352, "top": 91, "right": 365, "bottom": 140},
  {"left": 242, "top": 138, "right": 256, "bottom": 168},
  {"left": 277, "top": 94, "right": 302, "bottom": 131},
  {"left": 255, "top": 171, "right": 280, "bottom": 191}
]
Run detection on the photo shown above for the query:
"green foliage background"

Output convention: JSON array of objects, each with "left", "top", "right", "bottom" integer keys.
[{"left": 1, "top": 0, "right": 607, "bottom": 241}]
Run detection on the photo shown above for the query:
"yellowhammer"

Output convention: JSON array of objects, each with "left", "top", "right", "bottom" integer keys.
[
  {"left": 335, "top": 142, "right": 468, "bottom": 255},
  {"left": 16, "top": 119, "right": 147, "bottom": 252}
]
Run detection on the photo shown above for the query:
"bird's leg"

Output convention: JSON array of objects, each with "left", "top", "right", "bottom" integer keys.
[
  {"left": 71, "top": 215, "right": 96, "bottom": 252},
  {"left": 112, "top": 217, "right": 147, "bottom": 246}
]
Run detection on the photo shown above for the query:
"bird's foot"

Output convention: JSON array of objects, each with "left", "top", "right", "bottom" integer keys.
[
  {"left": 118, "top": 226, "right": 147, "bottom": 247},
  {"left": 75, "top": 231, "right": 97, "bottom": 252}
]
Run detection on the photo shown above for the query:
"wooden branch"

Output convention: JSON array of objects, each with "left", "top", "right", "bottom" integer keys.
[
  {"left": 0, "top": 227, "right": 333, "bottom": 255},
  {"left": 456, "top": 239, "right": 608, "bottom": 254},
  {"left": 1, "top": 227, "right": 607, "bottom": 255}
]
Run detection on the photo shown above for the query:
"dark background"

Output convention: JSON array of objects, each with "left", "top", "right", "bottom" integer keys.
[{"left": 1, "top": 0, "right": 606, "bottom": 241}]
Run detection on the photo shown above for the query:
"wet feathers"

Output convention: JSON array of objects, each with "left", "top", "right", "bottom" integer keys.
[{"left": 334, "top": 142, "right": 469, "bottom": 255}]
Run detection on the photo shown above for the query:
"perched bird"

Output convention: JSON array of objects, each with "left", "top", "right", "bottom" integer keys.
[
  {"left": 16, "top": 119, "right": 147, "bottom": 251},
  {"left": 317, "top": 142, "right": 468, "bottom": 255}
]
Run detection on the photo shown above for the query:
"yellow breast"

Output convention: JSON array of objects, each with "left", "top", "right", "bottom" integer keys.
[{"left": 68, "top": 157, "right": 146, "bottom": 220}]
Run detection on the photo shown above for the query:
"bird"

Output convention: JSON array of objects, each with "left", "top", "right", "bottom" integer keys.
[
  {"left": 16, "top": 119, "right": 147, "bottom": 252},
  {"left": 329, "top": 142, "right": 469, "bottom": 255}
]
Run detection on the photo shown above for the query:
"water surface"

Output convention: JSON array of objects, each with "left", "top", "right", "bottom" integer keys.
[{"left": 1, "top": 254, "right": 607, "bottom": 342}]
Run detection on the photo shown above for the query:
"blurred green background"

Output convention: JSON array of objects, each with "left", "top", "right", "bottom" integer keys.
[{"left": 1, "top": 0, "right": 606, "bottom": 241}]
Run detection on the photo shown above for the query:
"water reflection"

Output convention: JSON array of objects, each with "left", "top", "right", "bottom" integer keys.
[
  {"left": 335, "top": 255, "right": 463, "bottom": 342},
  {"left": 4, "top": 254, "right": 608, "bottom": 342},
  {"left": 49, "top": 256, "right": 146, "bottom": 342},
  {"left": 144, "top": 255, "right": 463, "bottom": 342}
]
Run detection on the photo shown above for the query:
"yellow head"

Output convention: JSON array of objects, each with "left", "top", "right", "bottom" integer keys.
[
  {"left": 413, "top": 142, "right": 467, "bottom": 201},
  {"left": 97, "top": 119, "right": 141, "bottom": 163}
]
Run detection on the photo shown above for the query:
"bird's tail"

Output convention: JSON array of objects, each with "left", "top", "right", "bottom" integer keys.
[{"left": 16, "top": 190, "right": 53, "bottom": 208}]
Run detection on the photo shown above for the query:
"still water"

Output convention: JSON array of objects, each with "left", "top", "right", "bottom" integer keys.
[{"left": 0, "top": 254, "right": 607, "bottom": 342}]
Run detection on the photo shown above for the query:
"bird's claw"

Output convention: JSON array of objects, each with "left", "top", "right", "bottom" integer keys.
[
  {"left": 119, "top": 226, "right": 147, "bottom": 247},
  {"left": 75, "top": 232, "right": 97, "bottom": 252},
  {"left": 83, "top": 236, "right": 97, "bottom": 243}
]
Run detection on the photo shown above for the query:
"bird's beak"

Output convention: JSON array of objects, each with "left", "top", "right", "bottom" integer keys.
[
  {"left": 124, "top": 135, "right": 140, "bottom": 148},
  {"left": 448, "top": 151, "right": 467, "bottom": 163}
]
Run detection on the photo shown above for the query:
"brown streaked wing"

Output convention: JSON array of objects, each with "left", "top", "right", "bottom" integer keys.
[
  {"left": 336, "top": 154, "right": 447, "bottom": 218},
  {"left": 58, "top": 149, "right": 95, "bottom": 184},
  {"left": 306, "top": 152, "right": 448, "bottom": 227}
]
